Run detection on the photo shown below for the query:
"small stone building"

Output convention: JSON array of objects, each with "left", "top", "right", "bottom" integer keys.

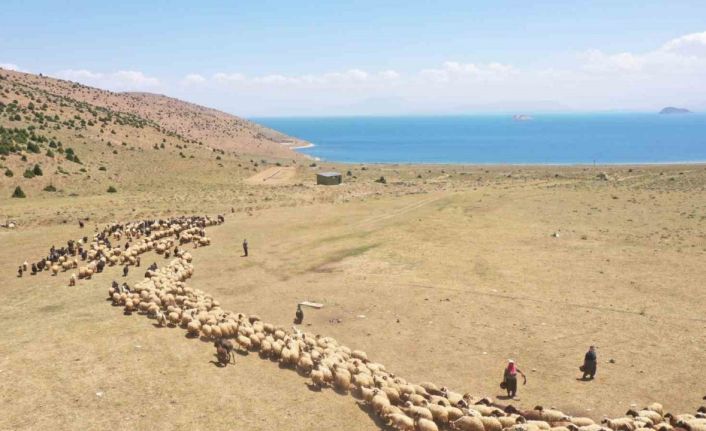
[{"left": 316, "top": 172, "right": 342, "bottom": 185}]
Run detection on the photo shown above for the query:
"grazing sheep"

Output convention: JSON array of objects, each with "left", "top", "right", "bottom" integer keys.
[
  {"left": 647, "top": 403, "right": 665, "bottom": 417},
  {"left": 333, "top": 365, "right": 351, "bottom": 392},
  {"left": 68, "top": 274, "right": 76, "bottom": 286},
  {"left": 187, "top": 320, "right": 201, "bottom": 336},
  {"left": 571, "top": 418, "right": 597, "bottom": 427},
  {"left": 371, "top": 390, "right": 392, "bottom": 416},
  {"left": 602, "top": 417, "right": 636, "bottom": 431},
  {"left": 480, "top": 415, "right": 504, "bottom": 431},
  {"left": 386, "top": 412, "right": 415, "bottom": 431},
  {"left": 535, "top": 407, "right": 571, "bottom": 423},
  {"left": 414, "top": 414, "right": 439, "bottom": 431},
  {"left": 450, "top": 416, "right": 485, "bottom": 431},
  {"left": 310, "top": 366, "right": 327, "bottom": 388}
]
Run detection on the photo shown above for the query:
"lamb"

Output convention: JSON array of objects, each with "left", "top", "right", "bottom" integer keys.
[
  {"left": 68, "top": 274, "right": 76, "bottom": 286},
  {"left": 155, "top": 310, "right": 167, "bottom": 327}
]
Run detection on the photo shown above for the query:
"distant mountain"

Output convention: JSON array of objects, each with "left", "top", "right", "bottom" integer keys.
[{"left": 659, "top": 107, "right": 691, "bottom": 115}]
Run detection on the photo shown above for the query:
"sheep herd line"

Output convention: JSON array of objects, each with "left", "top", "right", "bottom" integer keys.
[
  {"left": 17, "top": 215, "right": 223, "bottom": 286},
  {"left": 21, "top": 215, "right": 706, "bottom": 431}
]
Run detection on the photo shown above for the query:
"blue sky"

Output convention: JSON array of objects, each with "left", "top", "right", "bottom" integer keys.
[{"left": 2, "top": 0, "right": 706, "bottom": 116}]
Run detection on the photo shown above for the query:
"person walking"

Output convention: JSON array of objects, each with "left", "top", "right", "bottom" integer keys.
[
  {"left": 242, "top": 239, "right": 248, "bottom": 257},
  {"left": 581, "top": 346, "right": 597, "bottom": 380},
  {"left": 502, "top": 359, "right": 526, "bottom": 398},
  {"left": 294, "top": 304, "right": 304, "bottom": 324}
]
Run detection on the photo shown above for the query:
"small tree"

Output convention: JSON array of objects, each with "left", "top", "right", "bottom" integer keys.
[
  {"left": 27, "top": 142, "right": 41, "bottom": 153},
  {"left": 107, "top": 185, "right": 117, "bottom": 193},
  {"left": 12, "top": 186, "right": 26, "bottom": 198},
  {"left": 33, "top": 164, "right": 43, "bottom": 176}
]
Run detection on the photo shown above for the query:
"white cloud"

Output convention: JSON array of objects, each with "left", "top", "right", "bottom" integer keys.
[
  {"left": 581, "top": 31, "right": 706, "bottom": 74},
  {"left": 54, "top": 69, "right": 161, "bottom": 91},
  {"left": 0, "top": 63, "right": 24, "bottom": 72},
  {"left": 213, "top": 72, "right": 246, "bottom": 83},
  {"left": 208, "top": 68, "right": 399, "bottom": 88},
  {"left": 379, "top": 69, "right": 400, "bottom": 80},
  {"left": 420, "top": 61, "right": 516, "bottom": 82},
  {"left": 661, "top": 31, "right": 706, "bottom": 56},
  {"left": 182, "top": 73, "right": 206, "bottom": 85}
]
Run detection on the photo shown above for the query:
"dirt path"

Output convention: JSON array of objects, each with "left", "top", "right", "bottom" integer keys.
[{"left": 244, "top": 166, "right": 297, "bottom": 185}]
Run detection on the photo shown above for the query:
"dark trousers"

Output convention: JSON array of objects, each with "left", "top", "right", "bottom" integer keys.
[
  {"left": 582, "top": 361, "right": 597, "bottom": 379},
  {"left": 243, "top": 245, "right": 248, "bottom": 256},
  {"left": 505, "top": 375, "right": 517, "bottom": 397}
]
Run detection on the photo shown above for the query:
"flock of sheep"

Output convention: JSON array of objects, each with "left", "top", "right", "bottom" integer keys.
[
  {"left": 18, "top": 215, "right": 222, "bottom": 287},
  {"left": 100, "top": 218, "right": 706, "bottom": 431},
  {"left": 20, "top": 214, "right": 705, "bottom": 431}
]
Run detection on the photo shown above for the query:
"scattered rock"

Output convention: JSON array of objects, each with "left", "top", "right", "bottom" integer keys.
[{"left": 597, "top": 172, "right": 610, "bottom": 181}]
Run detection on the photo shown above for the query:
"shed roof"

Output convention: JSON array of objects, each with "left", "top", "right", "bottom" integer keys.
[{"left": 317, "top": 172, "right": 342, "bottom": 177}]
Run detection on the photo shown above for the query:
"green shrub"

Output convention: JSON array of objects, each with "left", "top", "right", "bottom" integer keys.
[
  {"left": 23, "top": 169, "right": 35, "bottom": 179},
  {"left": 98, "top": 166, "right": 106, "bottom": 171},
  {"left": 27, "top": 142, "right": 41, "bottom": 153},
  {"left": 12, "top": 186, "right": 26, "bottom": 198},
  {"left": 46, "top": 149, "right": 54, "bottom": 157},
  {"left": 107, "top": 185, "right": 117, "bottom": 193},
  {"left": 43, "top": 184, "right": 56, "bottom": 192},
  {"left": 32, "top": 164, "right": 43, "bottom": 176},
  {"left": 4, "top": 168, "right": 13, "bottom": 177}
]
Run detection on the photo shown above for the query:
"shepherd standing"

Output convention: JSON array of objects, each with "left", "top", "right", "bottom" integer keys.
[
  {"left": 581, "top": 346, "right": 597, "bottom": 380},
  {"left": 502, "top": 359, "right": 526, "bottom": 398},
  {"left": 242, "top": 239, "right": 248, "bottom": 257}
]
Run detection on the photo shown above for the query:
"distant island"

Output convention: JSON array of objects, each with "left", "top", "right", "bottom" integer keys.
[
  {"left": 512, "top": 114, "right": 533, "bottom": 121},
  {"left": 659, "top": 107, "right": 691, "bottom": 115}
]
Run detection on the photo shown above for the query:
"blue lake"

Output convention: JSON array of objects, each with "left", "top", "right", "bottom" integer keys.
[{"left": 254, "top": 114, "right": 706, "bottom": 164}]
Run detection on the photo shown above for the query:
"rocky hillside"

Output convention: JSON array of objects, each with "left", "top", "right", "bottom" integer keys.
[
  {"left": 0, "top": 69, "right": 305, "bottom": 157},
  {"left": 0, "top": 68, "right": 307, "bottom": 200}
]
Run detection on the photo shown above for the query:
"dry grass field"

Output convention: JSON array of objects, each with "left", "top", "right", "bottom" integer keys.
[
  {"left": 2, "top": 164, "right": 705, "bottom": 430},
  {"left": 1, "top": 70, "right": 705, "bottom": 431}
]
